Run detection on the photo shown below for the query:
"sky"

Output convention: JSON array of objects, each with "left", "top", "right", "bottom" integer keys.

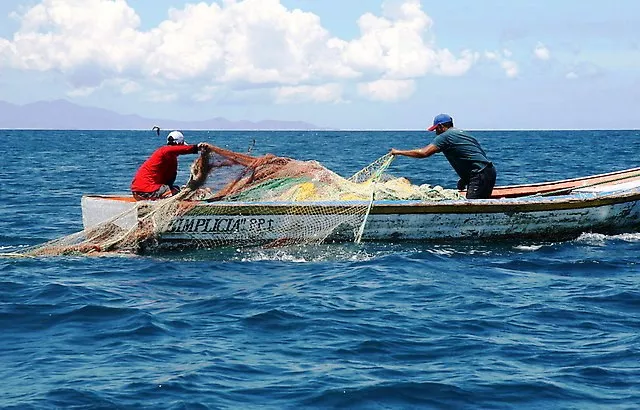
[{"left": 0, "top": 0, "right": 639, "bottom": 130}]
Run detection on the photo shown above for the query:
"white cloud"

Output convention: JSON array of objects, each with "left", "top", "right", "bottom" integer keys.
[
  {"left": 534, "top": 42, "right": 551, "bottom": 60},
  {"left": 344, "top": 0, "right": 436, "bottom": 78},
  {"left": 484, "top": 50, "right": 519, "bottom": 78},
  {"left": 566, "top": 71, "right": 578, "bottom": 80},
  {"left": 68, "top": 78, "right": 141, "bottom": 97},
  {"left": 357, "top": 79, "right": 415, "bottom": 102},
  {"left": 7, "top": 0, "right": 148, "bottom": 74},
  {"left": 0, "top": 0, "right": 495, "bottom": 102},
  {"left": 484, "top": 51, "right": 499, "bottom": 60},
  {"left": 146, "top": 91, "right": 178, "bottom": 103},
  {"left": 0, "top": 38, "right": 13, "bottom": 64},
  {"left": 117, "top": 79, "right": 141, "bottom": 95},
  {"left": 275, "top": 84, "right": 344, "bottom": 104},
  {"left": 194, "top": 86, "right": 222, "bottom": 103},
  {"left": 67, "top": 86, "right": 97, "bottom": 97},
  {"left": 435, "top": 49, "right": 479, "bottom": 76},
  {"left": 501, "top": 60, "right": 519, "bottom": 78}
]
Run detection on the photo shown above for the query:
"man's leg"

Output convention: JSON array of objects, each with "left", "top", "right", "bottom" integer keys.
[
  {"left": 132, "top": 185, "right": 173, "bottom": 201},
  {"left": 157, "top": 185, "right": 174, "bottom": 198},
  {"left": 466, "top": 165, "right": 496, "bottom": 199}
]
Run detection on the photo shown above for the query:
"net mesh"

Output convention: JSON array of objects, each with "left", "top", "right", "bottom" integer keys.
[{"left": 21, "top": 143, "right": 463, "bottom": 256}]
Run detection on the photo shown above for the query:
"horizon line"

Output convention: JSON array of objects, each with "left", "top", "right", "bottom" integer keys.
[{"left": 1, "top": 127, "right": 639, "bottom": 132}]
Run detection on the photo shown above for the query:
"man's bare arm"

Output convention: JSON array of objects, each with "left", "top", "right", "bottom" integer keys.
[{"left": 390, "top": 144, "right": 440, "bottom": 158}]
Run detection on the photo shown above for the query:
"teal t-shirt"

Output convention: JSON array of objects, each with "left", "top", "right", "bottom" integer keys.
[{"left": 431, "top": 128, "right": 491, "bottom": 181}]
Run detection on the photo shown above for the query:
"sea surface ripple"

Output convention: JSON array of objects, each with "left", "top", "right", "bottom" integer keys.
[{"left": 1, "top": 130, "right": 639, "bottom": 409}]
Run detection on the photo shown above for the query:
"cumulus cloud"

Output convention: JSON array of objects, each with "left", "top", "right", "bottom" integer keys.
[
  {"left": 484, "top": 50, "right": 519, "bottom": 78},
  {"left": 564, "top": 62, "right": 604, "bottom": 80},
  {"left": 147, "top": 90, "right": 179, "bottom": 103},
  {"left": 435, "top": 49, "right": 479, "bottom": 76},
  {"left": 193, "top": 86, "right": 222, "bottom": 103},
  {"left": 534, "top": 42, "right": 551, "bottom": 60},
  {"left": 0, "top": 0, "right": 493, "bottom": 102},
  {"left": 357, "top": 79, "right": 416, "bottom": 102},
  {"left": 344, "top": 1, "right": 435, "bottom": 78},
  {"left": 0, "top": 38, "right": 13, "bottom": 63},
  {"left": 501, "top": 60, "right": 519, "bottom": 78},
  {"left": 117, "top": 79, "right": 142, "bottom": 95},
  {"left": 275, "top": 84, "right": 344, "bottom": 104},
  {"left": 7, "top": 0, "right": 148, "bottom": 75},
  {"left": 67, "top": 87, "right": 98, "bottom": 98}
]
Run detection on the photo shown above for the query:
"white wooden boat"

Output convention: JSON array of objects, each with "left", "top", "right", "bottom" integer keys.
[{"left": 82, "top": 167, "right": 640, "bottom": 248}]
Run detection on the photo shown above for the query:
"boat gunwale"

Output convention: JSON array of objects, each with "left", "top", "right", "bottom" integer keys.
[
  {"left": 82, "top": 167, "right": 640, "bottom": 216},
  {"left": 490, "top": 166, "right": 640, "bottom": 197},
  {"left": 82, "top": 190, "right": 640, "bottom": 215},
  {"left": 494, "top": 166, "right": 640, "bottom": 189},
  {"left": 170, "top": 190, "right": 640, "bottom": 216}
]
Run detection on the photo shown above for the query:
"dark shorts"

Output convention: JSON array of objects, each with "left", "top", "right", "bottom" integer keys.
[
  {"left": 466, "top": 163, "right": 496, "bottom": 199},
  {"left": 132, "top": 185, "right": 180, "bottom": 201}
]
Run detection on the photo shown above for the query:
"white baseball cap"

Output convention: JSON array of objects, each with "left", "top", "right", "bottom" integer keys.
[{"left": 167, "top": 130, "right": 185, "bottom": 144}]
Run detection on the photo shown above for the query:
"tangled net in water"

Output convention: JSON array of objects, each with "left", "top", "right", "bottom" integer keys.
[{"left": 18, "top": 143, "right": 463, "bottom": 256}]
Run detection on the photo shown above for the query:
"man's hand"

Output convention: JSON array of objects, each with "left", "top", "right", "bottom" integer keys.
[
  {"left": 390, "top": 148, "right": 399, "bottom": 156},
  {"left": 197, "top": 142, "right": 209, "bottom": 152}
]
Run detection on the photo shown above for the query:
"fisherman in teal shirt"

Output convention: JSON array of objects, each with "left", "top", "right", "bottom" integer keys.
[{"left": 391, "top": 113, "right": 496, "bottom": 199}]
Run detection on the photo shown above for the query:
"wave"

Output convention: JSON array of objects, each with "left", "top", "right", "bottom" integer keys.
[{"left": 575, "top": 232, "right": 640, "bottom": 244}]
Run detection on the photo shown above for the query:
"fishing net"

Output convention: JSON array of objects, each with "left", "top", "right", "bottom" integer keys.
[{"left": 20, "top": 143, "right": 463, "bottom": 256}]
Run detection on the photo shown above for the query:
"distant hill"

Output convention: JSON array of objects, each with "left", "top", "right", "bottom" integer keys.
[{"left": 0, "top": 100, "right": 323, "bottom": 130}]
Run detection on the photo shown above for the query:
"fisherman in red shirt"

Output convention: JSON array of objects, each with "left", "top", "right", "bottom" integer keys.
[{"left": 131, "top": 131, "right": 205, "bottom": 200}]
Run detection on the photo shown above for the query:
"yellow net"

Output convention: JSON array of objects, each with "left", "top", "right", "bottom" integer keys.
[{"left": 20, "top": 144, "right": 463, "bottom": 256}]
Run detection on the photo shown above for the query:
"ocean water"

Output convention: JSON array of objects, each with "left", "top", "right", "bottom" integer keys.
[{"left": 1, "top": 129, "right": 640, "bottom": 409}]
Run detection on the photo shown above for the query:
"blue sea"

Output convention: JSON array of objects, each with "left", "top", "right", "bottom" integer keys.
[{"left": 1, "top": 129, "right": 640, "bottom": 409}]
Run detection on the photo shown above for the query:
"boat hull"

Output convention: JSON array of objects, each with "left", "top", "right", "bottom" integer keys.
[
  {"left": 82, "top": 182, "right": 640, "bottom": 248},
  {"left": 164, "top": 196, "right": 640, "bottom": 244}
]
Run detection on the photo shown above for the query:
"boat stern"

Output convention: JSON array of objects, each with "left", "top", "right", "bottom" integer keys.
[{"left": 81, "top": 195, "right": 139, "bottom": 231}]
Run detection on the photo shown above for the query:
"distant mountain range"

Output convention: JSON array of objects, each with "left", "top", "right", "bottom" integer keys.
[{"left": 0, "top": 100, "right": 323, "bottom": 130}]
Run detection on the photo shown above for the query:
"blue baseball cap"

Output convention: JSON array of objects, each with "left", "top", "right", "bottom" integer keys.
[{"left": 427, "top": 113, "right": 453, "bottom": 131}]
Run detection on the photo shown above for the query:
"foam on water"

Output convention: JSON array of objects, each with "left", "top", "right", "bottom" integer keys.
[
  {"left": 575, "top": 231, "right": 640, "bottom": 245},
  {"left": 513, "top": 244, "right": 546, "bottom": 251}
]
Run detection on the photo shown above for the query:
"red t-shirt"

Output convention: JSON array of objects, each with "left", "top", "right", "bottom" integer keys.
[{"left": 131, "top": 144, "right": 198, "bottom": 193}]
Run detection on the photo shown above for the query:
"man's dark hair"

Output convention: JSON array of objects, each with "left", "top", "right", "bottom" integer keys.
[{"left": 442, "top": 121, "right": 454, "bottom": 128}]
